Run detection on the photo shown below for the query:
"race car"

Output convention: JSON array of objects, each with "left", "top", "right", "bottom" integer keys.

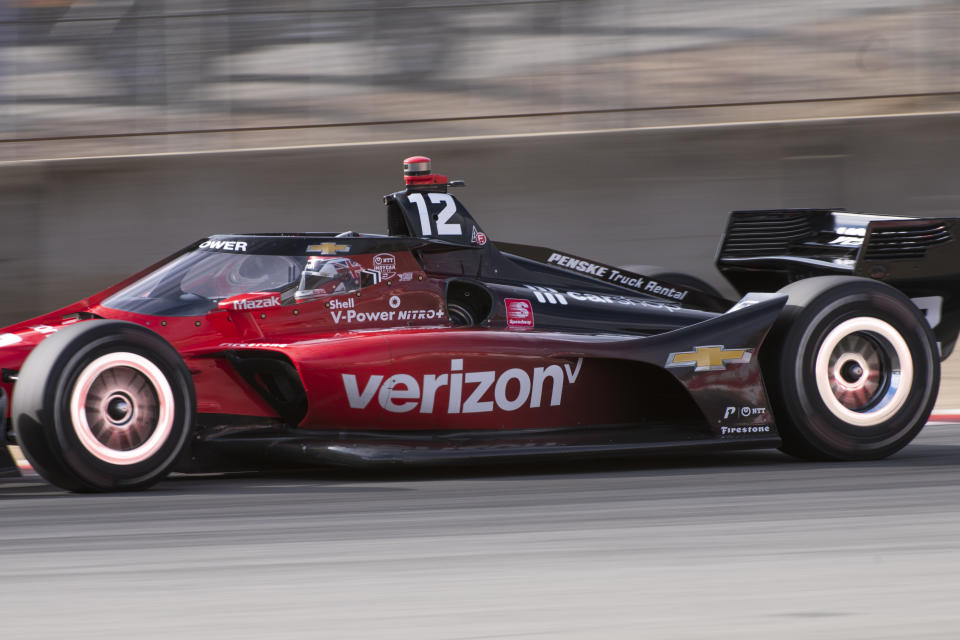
[{"left": 0, "top": 156, "right": 955, "bottom": 492}]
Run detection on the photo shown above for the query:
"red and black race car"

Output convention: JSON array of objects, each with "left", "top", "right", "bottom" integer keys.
[{"left": 0, "top": 156, "right": 956, "bottom": 492}]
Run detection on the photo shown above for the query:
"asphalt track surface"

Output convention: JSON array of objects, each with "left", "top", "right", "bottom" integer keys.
[{"left": 3, "top": 423, "right": 960, "bottom": 639}]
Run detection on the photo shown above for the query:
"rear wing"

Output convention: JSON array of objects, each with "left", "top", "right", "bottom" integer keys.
[{"left": 716, "top": 209, "right": 960, "bottom": 356}]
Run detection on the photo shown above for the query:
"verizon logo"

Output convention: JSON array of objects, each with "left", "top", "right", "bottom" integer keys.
[{"left": 342, "top": 358, "right": 583, "bottom": 414}]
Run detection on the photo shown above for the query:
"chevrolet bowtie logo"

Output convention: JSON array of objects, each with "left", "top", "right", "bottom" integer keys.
[
  {"left": 308, "top": 243, "right": 350, "bottom": 255},
  {"left": 665, "top": 345, "right": 752, "bottom": 372}
]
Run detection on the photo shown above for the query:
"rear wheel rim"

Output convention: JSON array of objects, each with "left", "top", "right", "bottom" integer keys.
[
  {"left": 69, "top": 352, "right": 175, "bottom": 465},
  {"left": 814, "top": 317, "right": 913, "bottom": 427}
]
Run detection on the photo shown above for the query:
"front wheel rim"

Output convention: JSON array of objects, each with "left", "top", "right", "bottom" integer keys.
[
  {"left": 69, "top": 352, "right": 176, "bottom": 465},
  {"left": 814, "top": 317, "right": 914, "bottom": 427}
]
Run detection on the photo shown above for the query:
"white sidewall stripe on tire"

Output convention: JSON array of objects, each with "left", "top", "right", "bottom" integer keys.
[
  {"left": 814, "top": 317, "right": 914, "bottom": 427},
  {"left": 69, "top": 352, "right": 176, "bottom": 465}
]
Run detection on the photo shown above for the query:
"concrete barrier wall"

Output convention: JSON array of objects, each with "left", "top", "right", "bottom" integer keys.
[
  {"left": 2, "top": 112, "right": 960, "bottom": 326},
  {"left": 7, "top": 1, "right": 960, "bottom": 162}
]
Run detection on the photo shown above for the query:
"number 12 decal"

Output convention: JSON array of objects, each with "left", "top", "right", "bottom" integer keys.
[{"left": 407, "top": 192, "right": 462, "bottom": 236}]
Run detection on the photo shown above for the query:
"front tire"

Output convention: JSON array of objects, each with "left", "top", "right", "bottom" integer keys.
[
  {"left": 13, "top": 321, "right": 195, "bottom": 492},
  {"left": 762, "top": 276, "right": 939, "bottom": 460}
]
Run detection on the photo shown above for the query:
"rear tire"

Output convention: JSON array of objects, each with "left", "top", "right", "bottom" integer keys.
[
  {"left": 12, "top": 320, "right": 195, "bottom": 492},
  {"left": 762, "top": 276, "right": 939, "bottom": 460}
]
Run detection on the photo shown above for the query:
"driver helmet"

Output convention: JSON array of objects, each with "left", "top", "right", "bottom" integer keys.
[{"left": 295, "top": 256, "right": 363, "bottom": 302}]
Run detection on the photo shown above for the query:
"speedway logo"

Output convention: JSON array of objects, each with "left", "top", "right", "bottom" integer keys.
[
  {"left": 505, "top": 298, "right": 534, "bottom": 328},
  {"left": 525, "top": 285, "right": 680, "bottom": 312},
  {"left": 342, "top": 357, "right": 584, "bottom": 414}
]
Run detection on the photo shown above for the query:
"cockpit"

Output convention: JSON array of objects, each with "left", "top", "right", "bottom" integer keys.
[{"left": 102, "top": 247, "right": 375, "bottom": 317}]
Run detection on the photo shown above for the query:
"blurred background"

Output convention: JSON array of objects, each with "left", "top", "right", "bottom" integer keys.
[
  {"left": 2, "top": 0, "right": 960, "bottom": 325},
  {"left": 3, "top": 0, "right": 960, "bottom": 157}
]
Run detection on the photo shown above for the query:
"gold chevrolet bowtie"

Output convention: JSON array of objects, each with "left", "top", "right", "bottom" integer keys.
[
  {"left": 665, "top": 346, "right": 752, "bottom": 372},
  {"left": 307, "top": 243, "right": 350, "bottom": 255}
]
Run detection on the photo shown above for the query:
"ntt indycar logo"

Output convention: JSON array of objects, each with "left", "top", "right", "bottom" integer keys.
[{"left": 342, "top": 358, "right": 584, "bottom": 414}]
